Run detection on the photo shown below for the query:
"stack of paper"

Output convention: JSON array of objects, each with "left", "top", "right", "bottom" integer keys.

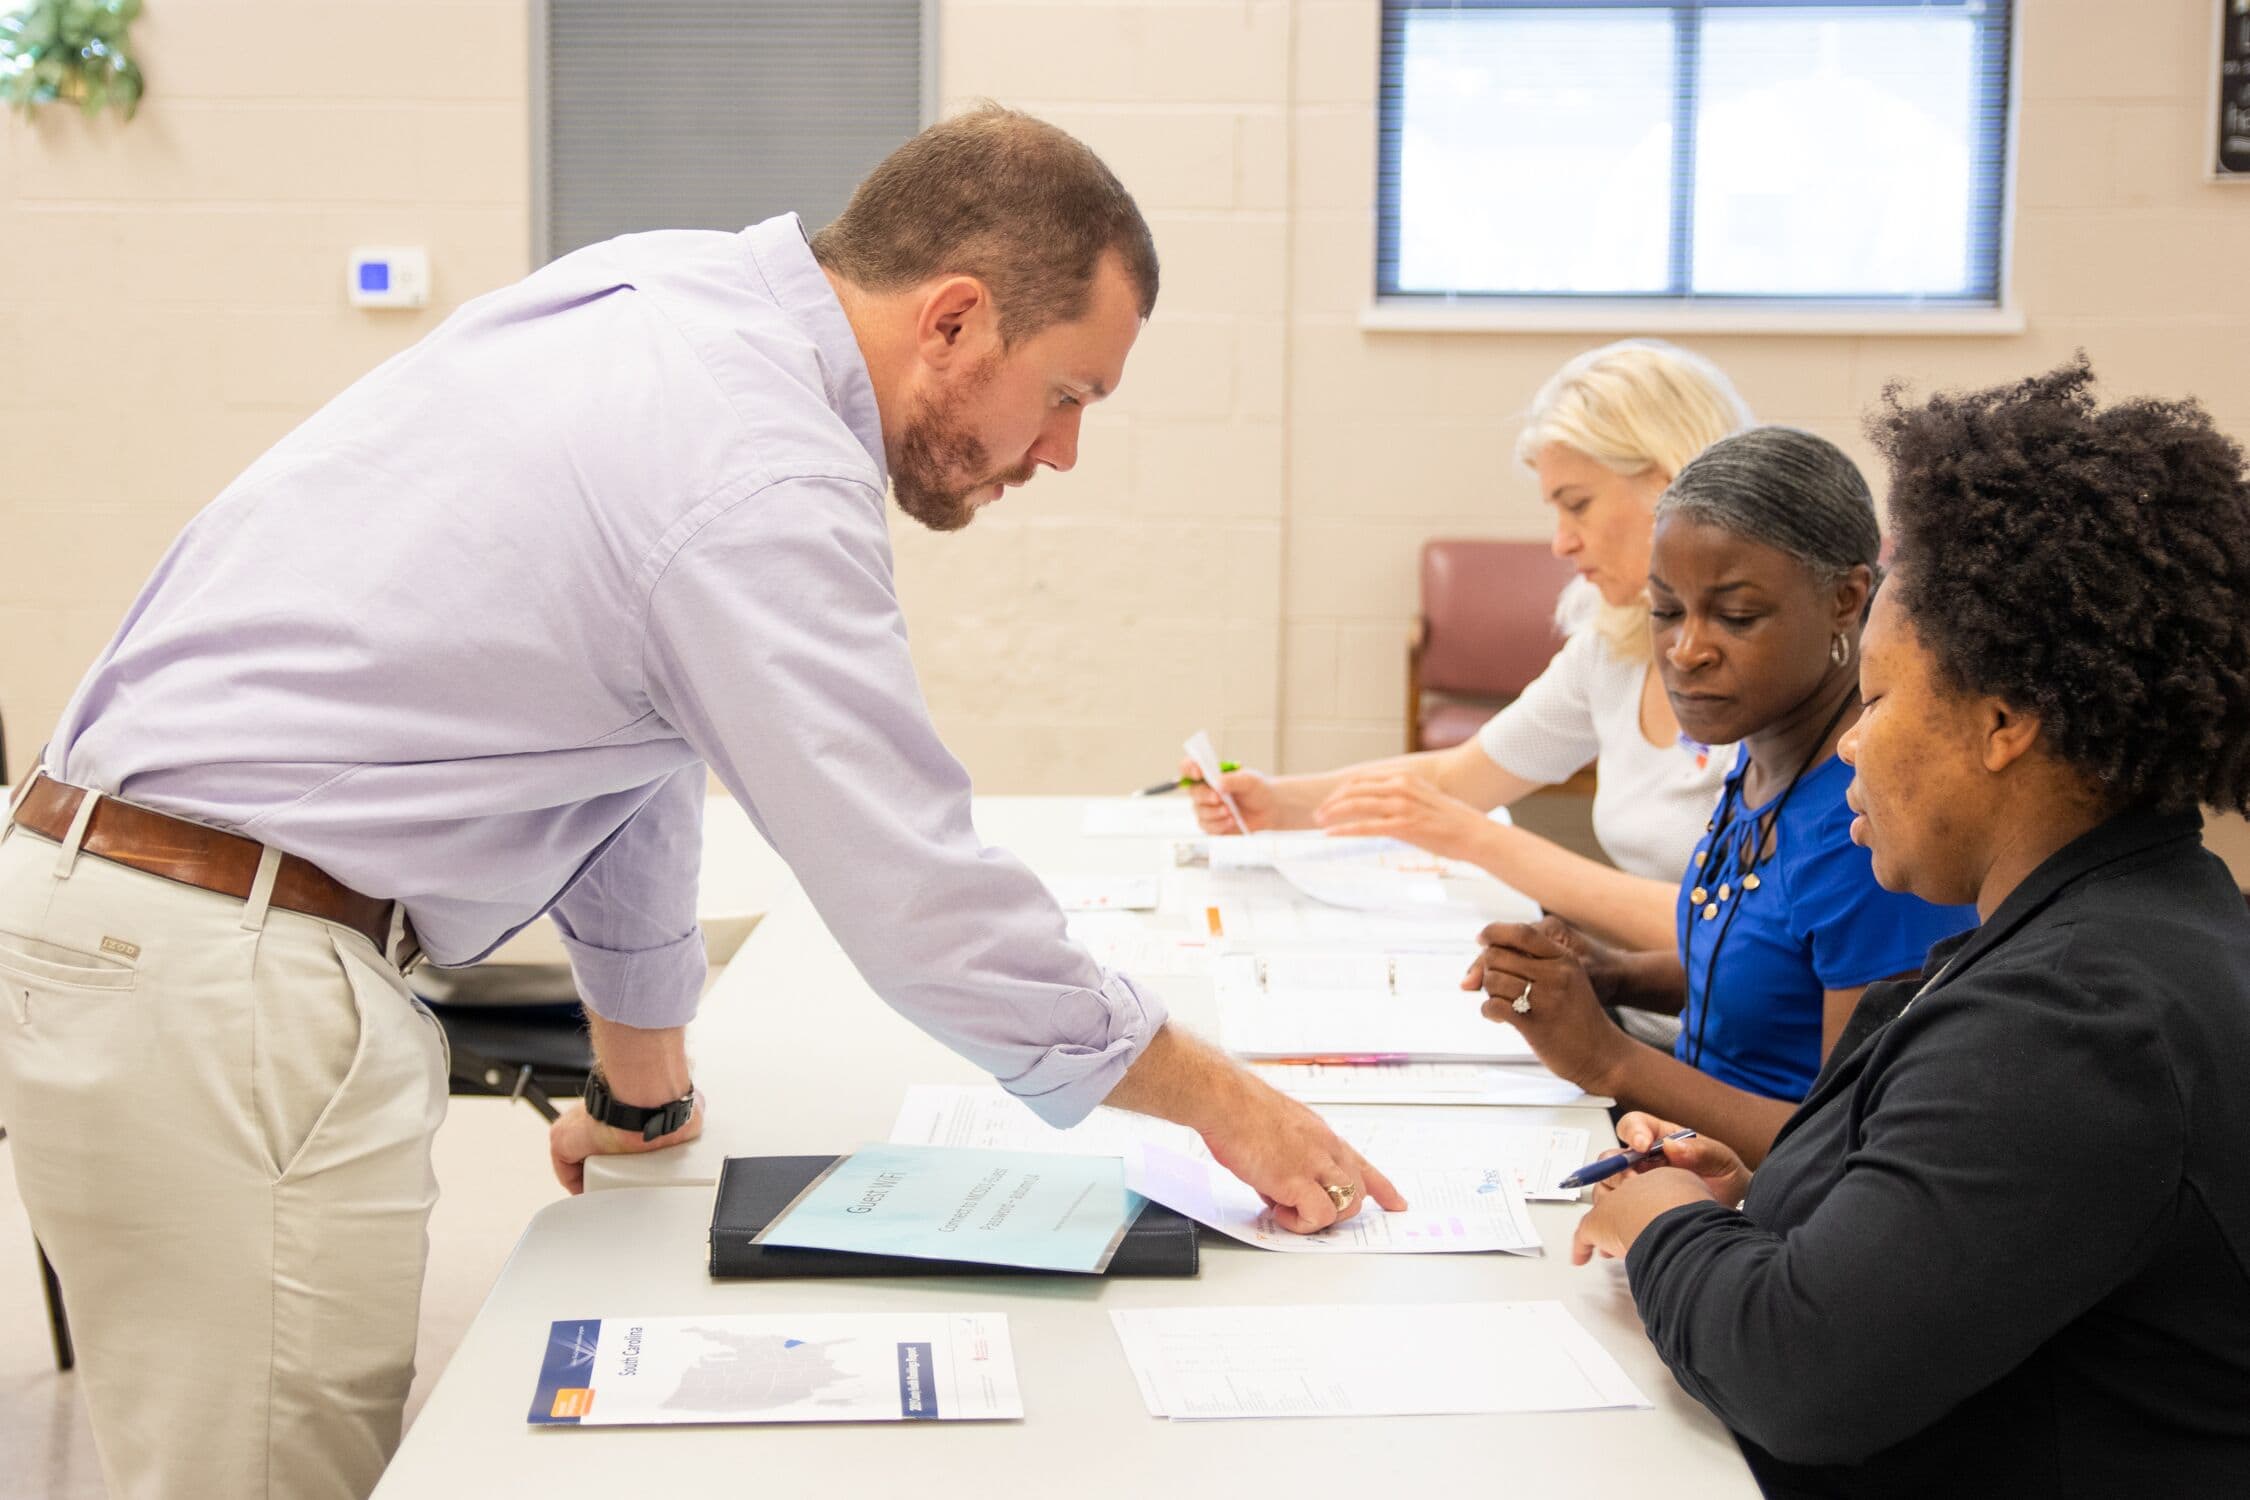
[
  {"left": 1109, "top": 1303, "right": 1648, "bottom": 1420},
  {"left": 890, "top": 1085, "right": 1587, "bottom": 1202},
  {"left": 1082, "top": 798, "right": 1203, "bottom": 838},
  {"left": 1129, "top": 1141, "right": 1544, "bottom": 1253},
  {"left": 1251, "top": 1059, "right": 1589, "bottom": 1108},
  {"left": 1213, "top": 951, "right": 1541, "bottom": 1064},
  {"left": 529, "top": 1312, "right": 1022, "bottom": 1426},
  {"left": 1065, "top": 912, "right": 1213, "bottom": 978},
  {"left": 1042, "top": 874, "right": 1162, "bottom": 912}
]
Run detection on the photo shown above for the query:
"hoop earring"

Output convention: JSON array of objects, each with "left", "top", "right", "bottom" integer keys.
[{"left": 1830, "top": 634, "right": 1851, "bottom": 668}]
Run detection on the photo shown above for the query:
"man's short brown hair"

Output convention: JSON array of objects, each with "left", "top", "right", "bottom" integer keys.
[{"left": 811, "top": 105, "right": 1159, "bottom": 343}]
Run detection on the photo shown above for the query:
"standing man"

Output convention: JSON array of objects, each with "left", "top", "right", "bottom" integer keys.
[{"left": 0, "top": 108, "right": 1401, "bottom": 1500}]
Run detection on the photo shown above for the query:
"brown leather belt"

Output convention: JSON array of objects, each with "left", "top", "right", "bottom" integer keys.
[{"left": 8, "top": 775, "right": 402, "bottom": 957}]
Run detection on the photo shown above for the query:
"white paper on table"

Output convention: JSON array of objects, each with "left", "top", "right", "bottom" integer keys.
[
  {"left": 528, "top": 1312, "right": 1023, "bottom": 1426},
  {"left": 1065, "top": 913, "right": 1213, "bottom": 979},
  {"left": 1108, "top": 1302, "right": 1647, "bottom": 1420},
  {"left": 1081, "top": 798, "right": 1203, "bottom": 838},
  {"left": 1274, "top": 861, "right": 1447, "bottom": 911},
  {"left": 1207, "top": 884, "right": 1491, "bottom": 948},
  {"left": 1314, "top": 1107, "right": 1588, "bottom": 1200},
  {"left": 1129, "top": 1143, "right": 1542, "bottom": 1255},
  {"left": 888, "top": 1084, "right": 1204, "bottom": 1160},
  {"left": 1252, "top": 1059, "right": 1590, "bottom": 1110},
  {"left": 889, "top": 1085, "right": 1586, "bottom": 1203},
  {"left": 1042, "top": 874, "right": 1162, "bottom": 912},
  {"left": 1182, "top": 729, "right": 1247, "bottom": 833},
  {"left": 1218, "top": 984, "right": 1540, "bottom": 1064},
  {"left": 1205, "top": 831, "right": 1397, "bottom": 872},
  {"left": 1254, "top": 950, "right": 1394, "bottom": 992}
]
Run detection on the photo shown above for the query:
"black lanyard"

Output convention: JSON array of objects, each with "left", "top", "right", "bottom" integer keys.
[{"left": 1682, "top": 692, "right": 1855, "bottom": 1072}]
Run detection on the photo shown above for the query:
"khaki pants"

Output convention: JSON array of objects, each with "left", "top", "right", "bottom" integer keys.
[{"left": 0, "top": 807, "right": 448, "bottom": 1500}]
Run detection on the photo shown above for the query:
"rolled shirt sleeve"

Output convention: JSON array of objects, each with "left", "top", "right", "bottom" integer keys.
[
  {"left": 640, "top": 470, "right": 1166, "bottom": 1126},
  {"left": 545, "top": 762, "right": 710, "bottom": 1028}
]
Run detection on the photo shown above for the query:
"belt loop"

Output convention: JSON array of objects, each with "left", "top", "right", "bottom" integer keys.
[
  {"left": 241, "top": 845, "right": 283, "bottom": 933},
  {"left": 52, "top": 786, "right": 100, "bottom": 881},
  {"left": 386, "top": 904, "right": 424, "bottom": 972}
]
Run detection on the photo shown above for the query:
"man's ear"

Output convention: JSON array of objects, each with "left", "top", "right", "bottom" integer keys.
[{"left": 915, "top": 275, "right": 993, "bottom": 371}]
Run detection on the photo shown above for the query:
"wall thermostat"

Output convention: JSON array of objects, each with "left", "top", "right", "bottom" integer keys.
[{"left": 347, "top": 247, "right": 430, "bottom": 309}]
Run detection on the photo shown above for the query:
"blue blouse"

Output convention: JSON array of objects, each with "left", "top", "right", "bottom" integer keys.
[{"left": 1673, "top": 747, "right": 1976, "bottom": 1100}]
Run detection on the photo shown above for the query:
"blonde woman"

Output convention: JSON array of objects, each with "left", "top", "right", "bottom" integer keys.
[{"left": 1191, "top": 340, "right": 1748, "bottom": 953}]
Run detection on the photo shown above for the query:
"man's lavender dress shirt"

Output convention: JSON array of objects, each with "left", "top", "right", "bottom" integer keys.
[{"left": 46, "top": 214, "right": 1164, "bottom": 1126}]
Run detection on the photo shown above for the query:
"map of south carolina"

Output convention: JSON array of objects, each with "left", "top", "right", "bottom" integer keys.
[{"left": 662, "top": 1327, "right": 857, "bottom": 1414}]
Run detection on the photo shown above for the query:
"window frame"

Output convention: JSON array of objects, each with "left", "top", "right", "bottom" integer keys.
[{"left": 1372, "top": 0, "right": 2020, "bottom": 333}]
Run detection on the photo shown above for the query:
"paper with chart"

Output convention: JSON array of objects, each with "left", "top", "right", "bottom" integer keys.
[
  {"left": 1130, "top": 1141, "right": 1542, "bottom": 1254},
  {"left": 1214, "top": 952, "right": 1540, "bottom": 1063},
  {"left": 1042, "top": 874, "right": 1162, "bottom": 912},
  {"left": 888, "top": 1085, "right": 1586, "bottom": 1200},
  {"left": 1081, "top": 797, "right": 1202, "bottom": 838},
  {"left": 1251, "top": 1059, "right": 1590, "bottom": 1109},
  {"left": 754, "top": 1145, "right": 1143, "bottom": 1274},
  {"left": 1108, "top": 1302, "right": 1647, "bottom": 1420},
  {"left": 528, "top": 1313, "right": 1022, "bottom": 1426},
  {"left": 1065, "top": 912, "right": 1213, "bottom": 978}
]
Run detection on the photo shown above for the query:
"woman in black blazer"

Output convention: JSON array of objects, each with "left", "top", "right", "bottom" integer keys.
[{"left": 1570, "top": 359, "right": 2250, "bottom": 1498}]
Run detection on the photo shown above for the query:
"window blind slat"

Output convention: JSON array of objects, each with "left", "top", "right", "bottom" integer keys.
[{"left": 544, "top": 0, "right": 925, "bottom": 263}]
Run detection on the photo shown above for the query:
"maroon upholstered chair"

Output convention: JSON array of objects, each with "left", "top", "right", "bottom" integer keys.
[{"left": 1407, "top": 539, "right": 1578, "bottom": 753}]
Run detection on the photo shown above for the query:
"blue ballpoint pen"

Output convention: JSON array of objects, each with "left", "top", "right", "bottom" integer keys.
[{"left": 1556, "top": 1129, "right": 1698, "bottom": 1191}]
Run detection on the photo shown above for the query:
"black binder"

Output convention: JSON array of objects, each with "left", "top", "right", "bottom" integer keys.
[{"left": 708, "top": 1154, "right": 1200, "bottom": 1279}]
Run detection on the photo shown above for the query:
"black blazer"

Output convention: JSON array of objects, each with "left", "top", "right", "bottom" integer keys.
[{"left": 1624, "top": 809, "right": 2250, "bottom": 1499}]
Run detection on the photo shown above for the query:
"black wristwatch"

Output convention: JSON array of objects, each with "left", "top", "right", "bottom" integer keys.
[{"left": 582, "top": 1071, "right": 696, "bottom": 1142}]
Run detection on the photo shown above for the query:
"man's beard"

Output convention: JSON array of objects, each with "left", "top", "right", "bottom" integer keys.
[{"left": 890, "top": 355, "right": 1033, "bottom": 532}]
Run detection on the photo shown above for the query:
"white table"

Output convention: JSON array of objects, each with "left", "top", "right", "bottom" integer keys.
[
  {"left": 377, "top": 1185, "right": 1754, "bottom": 1498},
  {"left": 381, "top": 796, "right": 1756, "bottom": 1495}
]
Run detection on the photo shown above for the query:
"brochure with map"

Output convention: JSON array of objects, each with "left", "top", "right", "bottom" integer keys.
[{"left": 528, "top": 1312, "right": 1022, "bottom": 1426}]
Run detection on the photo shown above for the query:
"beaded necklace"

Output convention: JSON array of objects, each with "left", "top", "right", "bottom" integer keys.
[{"left": 1682, "top": 691, "right": 1856, "bottom": 1072}]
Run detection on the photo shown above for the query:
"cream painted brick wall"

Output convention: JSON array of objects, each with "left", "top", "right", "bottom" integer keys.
[
  {"left": 3, "top": 0, "right": 2245, "bottom": 900},
  {"left": 0, "top": 0, "right": 530, "bottom": 781}
]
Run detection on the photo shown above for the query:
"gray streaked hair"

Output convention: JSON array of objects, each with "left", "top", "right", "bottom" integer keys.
[{"left": 1656, "top": 425, "right": 1881, "bottom": 585}]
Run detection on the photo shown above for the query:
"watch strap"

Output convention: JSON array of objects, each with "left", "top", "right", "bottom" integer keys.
[{"left": 582, "top": 1071, "right": 695, "bottom": 1142}]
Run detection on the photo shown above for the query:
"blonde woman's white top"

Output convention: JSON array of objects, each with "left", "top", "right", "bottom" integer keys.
[{"left": 1477, "top": 622, "right": 1731, "bottom": 882}]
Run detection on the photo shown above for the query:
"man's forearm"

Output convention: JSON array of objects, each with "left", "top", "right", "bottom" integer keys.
[
  {"left": 585, "top": 1013, "right": 694, "bottom": 1106},
  {"left": 1101, "top": 1021, "right": 1258, "bottom": 1136}
]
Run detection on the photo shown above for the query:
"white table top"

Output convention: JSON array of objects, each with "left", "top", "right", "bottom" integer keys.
[
  {"left": 384, "top": 795, "right": 1754, "bottom": 1494},
  {"left": 376, "top": 1186, "right": 1755, "bottom": 1498}
]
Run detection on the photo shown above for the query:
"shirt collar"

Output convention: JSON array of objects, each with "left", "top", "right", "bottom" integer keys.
[{"left": 743, "top": 214, "right": 887, "bottom": 477}]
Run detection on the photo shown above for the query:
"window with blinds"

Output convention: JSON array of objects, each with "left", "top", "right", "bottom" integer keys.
[
  {"left": 536, "top": 0, "right": 928, "bottom": 264},
  {"left": 1378, "top": 1, "right": 2014, "bottom": 306}
]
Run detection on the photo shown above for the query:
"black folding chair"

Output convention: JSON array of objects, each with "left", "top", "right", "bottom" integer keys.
[{"left": 416, "top": 962, "right": 595, "bottom": 1124}]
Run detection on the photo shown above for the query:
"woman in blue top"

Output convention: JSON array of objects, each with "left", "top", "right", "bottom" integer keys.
[{"left": 1468, "top": 426, "right": 1974, "bottom": 1163}]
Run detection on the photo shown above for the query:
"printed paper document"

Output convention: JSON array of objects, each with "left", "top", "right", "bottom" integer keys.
[
  {"left": 1108, "top": 1302, "right": 1647, "bottom": 1420},
  {"left": 529, "top": 1312, "right": 1021, "bottom": 1426}
]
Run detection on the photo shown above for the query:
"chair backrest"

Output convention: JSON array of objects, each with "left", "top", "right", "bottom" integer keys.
[{"left": 1417, "top": 539, "right": 1578, "bottom": 699}]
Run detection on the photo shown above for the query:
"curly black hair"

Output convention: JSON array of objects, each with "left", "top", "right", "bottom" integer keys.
[{"left": 1867, "top": 357, "right": 2250, "bottom": 816}]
